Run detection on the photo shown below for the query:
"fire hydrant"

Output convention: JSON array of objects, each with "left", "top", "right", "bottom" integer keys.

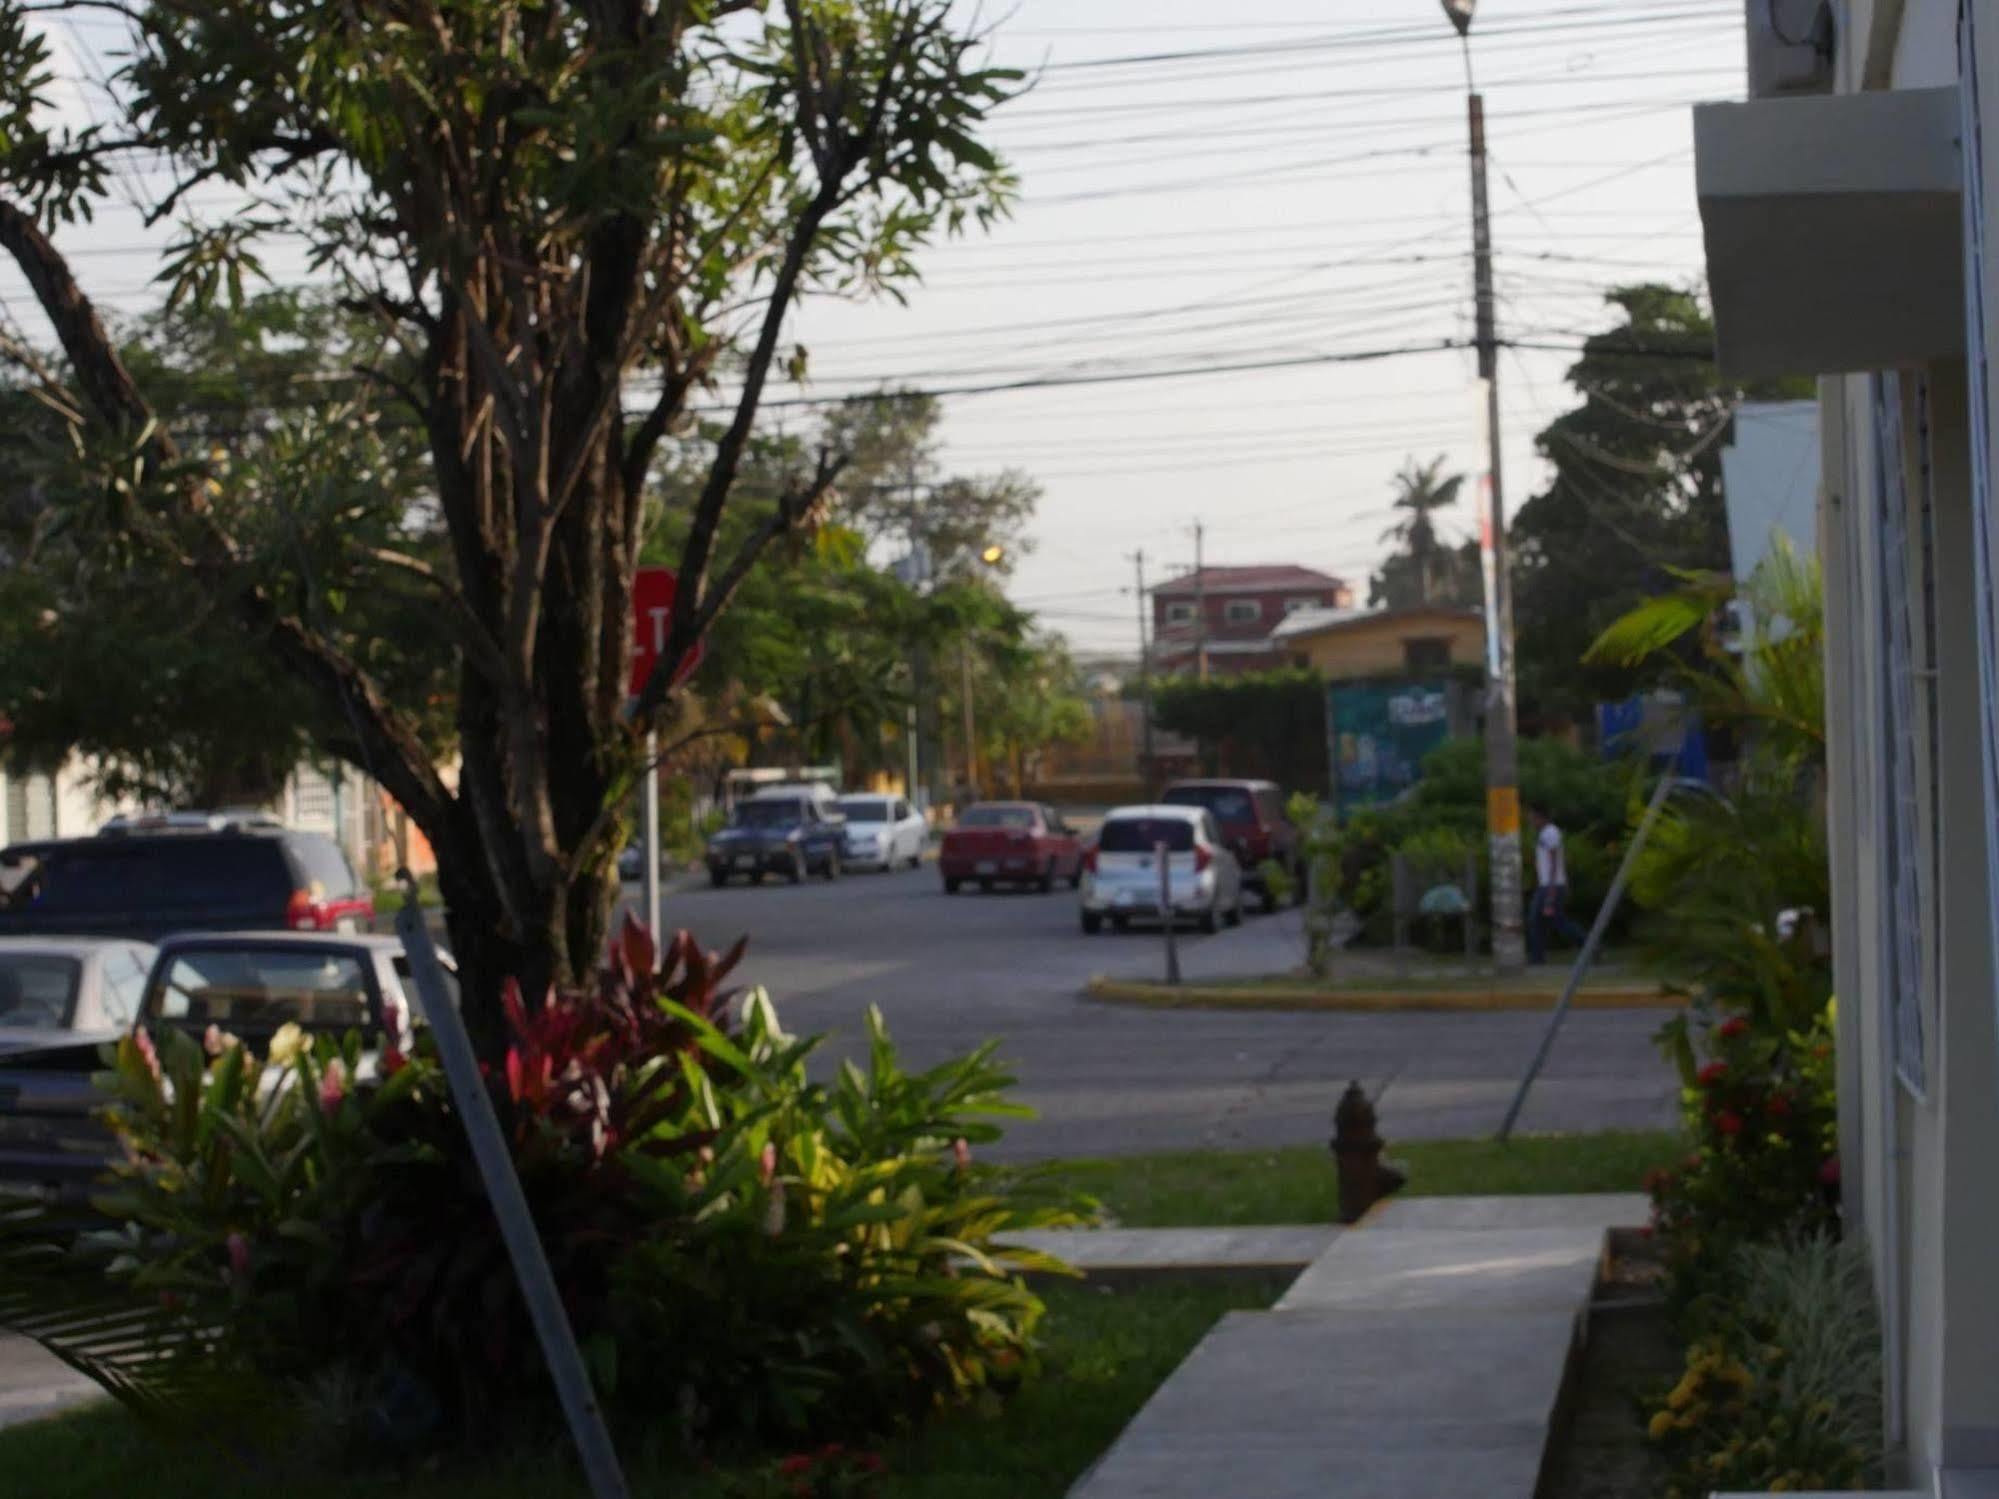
[{"left": 1330, "top": 1080, "right": 1405, "bottom": 1224}]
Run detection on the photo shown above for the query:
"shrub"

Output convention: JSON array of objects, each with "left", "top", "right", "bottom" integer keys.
[
  {"left": 1645, "top": 1001, "right": 1839, "bottom": 1302},
  {"left": 10, "top": 921, "right": 1086, "bottom": 1457},
  {"left": 1647, "top": 1235, "right": 1881, "bottom": 1497}
]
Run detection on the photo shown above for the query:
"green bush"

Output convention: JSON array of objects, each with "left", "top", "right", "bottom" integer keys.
[
  {"left": 7, "top": 922, "right": 1085, "bottom": 1458},
  {"left": 1646, "top": 1235, "right": 1880, "bottom": 1496}
]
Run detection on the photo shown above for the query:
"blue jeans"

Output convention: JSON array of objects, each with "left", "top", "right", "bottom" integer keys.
[{"left": 1528, "top": 884, "right": 1586, "bottom": 965}]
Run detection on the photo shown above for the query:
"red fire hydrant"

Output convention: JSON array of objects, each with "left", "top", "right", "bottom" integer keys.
[{"left": 1331, "top": 1080, "right": 1406, "bottom": 1224}]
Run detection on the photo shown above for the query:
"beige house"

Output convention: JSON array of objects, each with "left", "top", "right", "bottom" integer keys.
[
  {"left": 1270, "top": 604, "right": 1484, "bottom": 681},
  {"left": 1694, "top": 2, "right": 1999, "bottom": 1492}
]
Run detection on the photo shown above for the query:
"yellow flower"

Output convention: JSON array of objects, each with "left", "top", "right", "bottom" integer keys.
[
  {"left": 1647, "top": 1409, "right": 1676, "bottom": 1441},
  {"left": 1771, "top": 1478, "right": 1792, "bottom": 1492},
  {"left": 1667, "top": 1376, "right": 1698, "bottom": 1410},
  {"left": 268, "top": 1023, "right": 307, "bottom": 1067}
]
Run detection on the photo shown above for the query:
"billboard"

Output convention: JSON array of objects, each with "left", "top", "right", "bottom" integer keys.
[{"left": 1327, "top": 679, "right": 1457, "bottom": 814}]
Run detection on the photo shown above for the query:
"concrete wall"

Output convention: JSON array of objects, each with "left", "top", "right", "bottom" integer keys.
[{"left": 1287, "top": 611, "right": 1483, "bottom": 681}]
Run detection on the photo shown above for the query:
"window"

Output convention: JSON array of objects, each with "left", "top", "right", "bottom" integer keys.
[
  {"left": 836, "top": 798, "right": 888, "bottom": 823},
  {"left": 1282, "top": 596, "right": 1321, "bottom": 614},
  {"left": 290, "top": 834, "right": 357, "bottom": 898},
  {"left": 148, "top": 947, "right": 374, "bottom": 1036},
  {"left": 894, "top": 799, "right": 911, "bottom": 822},
  {"left": 2, "top": 841, "right": 288, "bottom": 916},
  {"left": 1099, "top": 817, "right": 1194, "bottom": 853},
  {"left": 1163, "top": 601, "right": 1196, "bottom": 626},
  {"left": 957, "top": 805, "right": 1036, "bottom": 829},
  {"left": 1163, "top": 785, "right": 1254, "bottom": 822},
  {"left": 100, "top": 947, "right": 152, "bottom": 1027},
  {"left": 1223, "top": 599, "right": 1260, "bottom": 624},
  {"left": 0, "top": 954, "right": 81, "bottom": 1028},
  {"left": 1404, "top": 637, "right": 1452, "bottom": 673}
]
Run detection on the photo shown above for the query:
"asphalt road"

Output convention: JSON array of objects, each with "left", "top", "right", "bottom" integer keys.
[{"left": 641, "top": 862, "right": 1678, "bottom": 1162}]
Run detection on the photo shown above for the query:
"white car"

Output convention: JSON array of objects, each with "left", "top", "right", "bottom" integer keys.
[
  {"left": 0, "top": 937, "right": 157, "bottom": 1052},
  {"left": 1079, "top": 805, "right": 1244, "bottom": 935},
  {"left": 835, "top": 794, "right": 927, "bottom": 871}
]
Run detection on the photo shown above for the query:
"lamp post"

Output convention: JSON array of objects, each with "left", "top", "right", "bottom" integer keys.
[
  {"left": 1438, "top": 0, "right": 1526, "bottom": 972},
  {"left": 960, "top": 543, "right": 1007, "bottom": 801}
]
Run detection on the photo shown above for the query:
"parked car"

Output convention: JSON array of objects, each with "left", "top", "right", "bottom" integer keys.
[
  {"left": 0, "top": 814, "right": 374, "bottom": 943},
  {"left": 938, "top": 803, "right": 1084, "bottom": 894},
  {"left": 705, "top": 787, "right": 846, "bottom": 885},
  {"left": 835, "top": 794, "right": 927, "bottom": 871},
  {"left": 1078, "top": 805, "right": 1243, "bottom": 935},
  {"left": 1160, "top": 779, "right": 1299, "bottom": 913},
  {"left": 0, "top": 938, "right": 155, "bottom": 1053},
  {"left": 0, "top": 932, "right": 446, "bottom": 1208}
]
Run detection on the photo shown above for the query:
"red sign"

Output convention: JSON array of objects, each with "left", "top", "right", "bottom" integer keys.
[{"left": 630, "top": 566, "right": 704, "bottom": 698}]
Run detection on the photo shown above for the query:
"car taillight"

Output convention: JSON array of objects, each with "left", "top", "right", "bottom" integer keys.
[
  {"left": 1195, "top": 845, "right": 1212, "bottom": 874},
  {"left": 286, "top": 889, "right": 327, "bottom": 931},
  {"left": 1083, "top": 847, "right": 1098, "bottom": 874}
]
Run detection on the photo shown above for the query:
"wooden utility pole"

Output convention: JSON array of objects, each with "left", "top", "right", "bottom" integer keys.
[
  {"left": 1454, "top": 7, "right": 1526, "bottom": 972},
  {"left": 1192, "top": 520, "right": 1209, "bottom": 682},
  {"left": 1131, "top": 549, "right": 1156, "bottom": 781}
]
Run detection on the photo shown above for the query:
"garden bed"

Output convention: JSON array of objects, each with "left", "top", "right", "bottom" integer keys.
[
  {"left": 1541, "top": 1233, "right": 1679, "bottom": 1499},
  {"left": 0, "top": 1279, "right": 1275, "bottom": 1499}
]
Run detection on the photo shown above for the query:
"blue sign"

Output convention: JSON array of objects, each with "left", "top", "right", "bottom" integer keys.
[{"left": 1328, "top": 680, "right": 1454, "bottom": 813}]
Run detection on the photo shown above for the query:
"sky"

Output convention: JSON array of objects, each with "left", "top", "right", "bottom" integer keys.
[{"left": 5, "top": 1, "right": 1744, "bottom": 661}]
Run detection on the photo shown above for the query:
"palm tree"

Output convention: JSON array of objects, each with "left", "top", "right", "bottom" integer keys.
[{"left": 1379, "top": 455, "right": 1466, "bottom": 605}]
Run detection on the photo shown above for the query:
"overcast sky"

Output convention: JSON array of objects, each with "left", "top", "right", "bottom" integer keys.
[{"left": 7, "top": 1, "right": 1741, "bottom": 660}]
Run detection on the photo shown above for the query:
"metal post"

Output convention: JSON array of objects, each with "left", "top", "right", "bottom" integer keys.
[
  {"left": 960, "top": 638, "right": 978, "bottom": 801},
  {"left": 1157, "top": 839, "right": 1181, "bottom": 985},
  {"left": 394, "top": 890, "right": 631, "bottom": 1499},
  {"left": 1496, "top": 773, "right": 1679, "bottom": 1142},
  {"left": 1466, "top": 88, "right": 1526, "bottom": 974},
  {"left": 1132, "top": 549, "right": 1156, "bottom": 786},
  {"left": 905, "top": 700, "right": 920, "bottom": 808},
  {"left": 641, "top": 732, "right": 660, "bottom": 938},
  {"left": 1192, "top": 521, "right": 1209, "bottom": 682}
]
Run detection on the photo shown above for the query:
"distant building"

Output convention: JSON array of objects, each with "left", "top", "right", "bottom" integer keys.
[
  {"left": 1152, "top": 564, "right": 1353, "bottom": 677},
  {"left": 1271, "top": 604, "right": 1485, "bottom": 682}
]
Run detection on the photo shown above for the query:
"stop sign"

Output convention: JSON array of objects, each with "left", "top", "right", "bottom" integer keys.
[{"left": 630, "top": 566, "right": 705, "bottom": 698}]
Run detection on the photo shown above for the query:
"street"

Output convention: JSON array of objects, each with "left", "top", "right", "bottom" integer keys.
[{"left": 646, "top": 863, "right": 1679, "bottom": 1161}]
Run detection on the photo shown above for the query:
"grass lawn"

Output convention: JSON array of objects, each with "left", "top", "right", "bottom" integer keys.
[
  {"left": 0, "top": 1280, "right": 1270, "bottom": 1499},
  {"left": 1042, "top": 1130, "right": 1679, "bottom": 1228}
]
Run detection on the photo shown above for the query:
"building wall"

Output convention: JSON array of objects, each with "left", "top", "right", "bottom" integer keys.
[
  {"left": 1286, "top": 612, "right": 1484, "bottom": 682},
  {"left": 1153, "top": 586, "right": 1341, "bottom": 644}
]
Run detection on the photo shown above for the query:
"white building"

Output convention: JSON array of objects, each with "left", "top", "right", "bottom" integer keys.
[{"left": 1695, "top": 3, "right": 1999, "bottom": 1492}]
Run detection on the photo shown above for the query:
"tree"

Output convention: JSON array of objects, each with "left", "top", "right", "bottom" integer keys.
[
  {"left": 1506, "top": 284, "right": 1810, "bottom": 723},
  {"left": 1373, "top": 455, "right": 1467, "bottom": 607},
  {"left": 1368, "top": 538, "right": 1481, "bottom": 611},
  {"left": 0, "top": 291, "right": 454, "bottom": 806},
  {"left": 0, "top": 2, "right": 1016, "bottom": 1046}
]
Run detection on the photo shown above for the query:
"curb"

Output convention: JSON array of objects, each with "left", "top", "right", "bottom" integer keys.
[{"left": 1082, "top": 976, "right": 1685, "bottom": 1013}]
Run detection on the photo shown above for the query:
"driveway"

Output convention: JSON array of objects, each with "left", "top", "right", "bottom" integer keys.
[{"left": 648, "top": 863, "right": 1678, "bottom": 1161}]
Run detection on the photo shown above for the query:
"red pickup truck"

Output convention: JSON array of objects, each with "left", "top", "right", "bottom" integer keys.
[{"left": 939, "top": 803, "right": 1084, "bottom": 894}]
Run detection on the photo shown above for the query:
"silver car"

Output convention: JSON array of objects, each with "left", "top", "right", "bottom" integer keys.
[
  {"left": 1079, "top": 805, "right": 1244, "bottom": 935},
  {"left": 835, "top": 794, "right": 927, "bottom": 871}
]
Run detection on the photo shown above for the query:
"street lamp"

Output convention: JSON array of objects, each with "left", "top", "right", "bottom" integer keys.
[{"left": 1439, "top": 0, "right": 1474, "bottom": 36}]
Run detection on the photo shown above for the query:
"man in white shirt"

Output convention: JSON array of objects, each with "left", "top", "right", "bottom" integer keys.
[{"left": 1528, "top": 802, "right": 1587, "bottom": 965}]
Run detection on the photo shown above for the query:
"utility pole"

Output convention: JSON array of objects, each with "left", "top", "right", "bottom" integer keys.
[
  {"left": 1191, "top": 520, "right": 1209, "bottom": 682},
  {"left": 959, "top": 639, "right": 978, "bottom": 801},
  {"left": 1448, "top": 0, "right": 1525, "bottom": 972},
  {"left": 1130, "top": 549, "right": 1156, "bottom": 784}
]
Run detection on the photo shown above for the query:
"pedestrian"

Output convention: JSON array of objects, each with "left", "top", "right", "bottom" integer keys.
[{"left": 1527, "top": 801, "right": 1587, "bottom": 965}]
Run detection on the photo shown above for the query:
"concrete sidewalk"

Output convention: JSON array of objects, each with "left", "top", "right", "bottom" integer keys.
[
  {"left": 1068, "top": 1194, "right": 1646, "bottom": 1499},
  {"left": 0, "top": 1333, "right": 97, "bottom": 1431}
]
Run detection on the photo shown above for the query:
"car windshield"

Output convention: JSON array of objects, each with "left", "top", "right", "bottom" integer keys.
[
  {"left": 736, "top": 800, "right": 806, "bottom": 828},
  {"left": 147, "top": 947, "right": 374, "bottom": 1036},
  {"left": 1164, "top": 786, "right": 1255, "bottom": 822},
  {"left": 0, "top": 954, "right": 82, "bottom": 1029},
  {"left": 957, "top": 806, "right": 1036, "bottom": 830},
  {"left": 1100, "top": 817, "right": 1196, "bottom": 854},
  {"left": 837, "top": 799, "right": 888, "bottom": 823},
  {"left": 0, "top": 839, "right": 288, "bottom": 915}
]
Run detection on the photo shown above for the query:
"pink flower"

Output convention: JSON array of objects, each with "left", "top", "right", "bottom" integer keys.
[
  {"left": 953, "top": 1137, "right": 972, "bottom": 1171},
  {"left": 1696, "top": 1061, "right": 1728, "bottom": 1087},
  {"left": 132, "top": 1027, "right": 162, "bottom": 1087},
  {"left": 759, "top": 1140, "right": 778, "bottom": 1186},
  {"left": 1715, "top": 1016, "right": 1749, "bottom": 1041},
  {"left": 1819, "top": 1156, "right": 1841, "bottom": 1186},
  {"left": 380, "top": 1044, "right": 407, "bottom": 1079},
  {"left": 318, "top": 1057, "right": 348, "bottom": 1116},
  {"left": 226, "top": 1232, "right": 250, "bottom": 1281},
  {"left": 1767, "top": 1091, "right": 1793, "bottom": 1119},
  {"left": 1715, "top": 1110, "right": 1744, "bottom": 1137}
]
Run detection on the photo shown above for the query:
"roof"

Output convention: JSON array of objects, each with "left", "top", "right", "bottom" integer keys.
[
  {"left": 1153, "top": 638, "right": 1286, "bottom": 657},
  {"left": 0, "top": 936, "right": 147, "bottom": 957},
  {"left": 1102, "top": 803, "right": 1207, "bottom": 822},
  {"left": 155, "top": 931, "right": 408, "bottom": 954},
  {"left": 1153, "top": 564, "right": 1347, "bottom": 598},
  {"left": 1270, "top": 603, "right": 1484, "bottom": 643}
]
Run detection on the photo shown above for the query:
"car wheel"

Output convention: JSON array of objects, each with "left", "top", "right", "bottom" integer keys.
[
  {"left": 1037, "top": 862, "right": 1056, "bottom": 894},
  {"left": 824, "top": 849, "right": 842, "bottom": 881},
  {"left": 1081, "top": 911, "right": 1103, "bottom": 935},
  {"left": 1226, "top": 895, "right": 1244, "bottom": 928},
  {"left": 708, "top": 866, "right": 727, "bottom": 888},
  {"left": 944, "top": 876, "right": 960, "bottom": 894},
  {"left": 788, "top": 851, "right": 806, "bottom": 883},
  {"left": 1200, "top": 902, "right": 1221, "bottom": 935}
]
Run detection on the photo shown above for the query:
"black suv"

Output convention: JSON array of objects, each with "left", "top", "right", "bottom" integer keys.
[{"left": 0, "top": 813, "right": 374, "bottom": 942}]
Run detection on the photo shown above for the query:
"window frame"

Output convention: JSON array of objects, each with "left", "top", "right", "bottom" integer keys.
[
  {"left": 1163, "top": 601, "right": 1196, "bottom": 626},
  {"left": 1222, "top": 598, "right": 1261, "bottom": 625}
]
